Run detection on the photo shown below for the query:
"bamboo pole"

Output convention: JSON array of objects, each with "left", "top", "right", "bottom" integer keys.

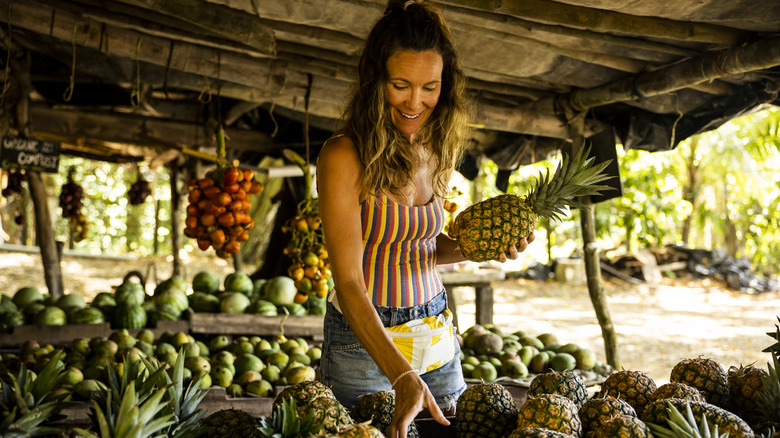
[
  {"left": 8, "top": 51, "right": 64, "bottom": 298},
  {"left": 437, "top": 0, "right": 744, "bottom": 45},
  {"left": 531, "top": 36, "right": 780, "bottom": 114},
  {"left": 169, "top": 160, "right": 182, "bottom": 277},
  {"left": 569, "top": 117, "right": 620, "bottom": 369}
]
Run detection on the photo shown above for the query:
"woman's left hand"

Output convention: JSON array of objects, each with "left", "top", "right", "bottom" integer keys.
[{"left": 496, "top": 232, "right": 535, "bottom": 262}]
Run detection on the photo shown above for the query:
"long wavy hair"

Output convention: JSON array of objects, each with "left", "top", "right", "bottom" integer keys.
[{"left": 341, "top": 0, "right": 472, "bottom": 198}]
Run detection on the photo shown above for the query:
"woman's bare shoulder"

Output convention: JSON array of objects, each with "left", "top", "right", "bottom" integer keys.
[{"left": 321, "top": 133, "right": 360, "bottom": 167}]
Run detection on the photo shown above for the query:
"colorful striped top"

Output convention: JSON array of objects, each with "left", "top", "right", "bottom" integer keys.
[{"left": 361, "top": 192, "right": 445, "bottom": 307}]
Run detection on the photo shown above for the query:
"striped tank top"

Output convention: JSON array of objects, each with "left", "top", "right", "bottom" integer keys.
[{"left": 361, "top": 192, "right": 445, "bottom": 307}]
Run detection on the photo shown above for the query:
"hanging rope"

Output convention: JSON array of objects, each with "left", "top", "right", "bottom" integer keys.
[
  {"left": 304, "top": 73, "right": 313, "bottom": 165},
  {"left": 62, "top": 21, "right": 78, "bottom": 102},
  {"left": 197, "top": 52, "right": 212, "bottom": 104},
  {"left": 668, "top": 93, "right": 684, "bottom": 149},
  {"left": 130, "top": 36, "right": 142, "bottom": 108},
  {"left": 268, "top": 102, "right": 279, "bottom": 138},
  {"left": 163, "top": 40, "right": 174, "bottom": 100}
]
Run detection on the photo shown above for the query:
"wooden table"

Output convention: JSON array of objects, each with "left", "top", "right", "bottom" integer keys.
[{"left": 438, "top": 268, "right": 505, "bottom": 331}]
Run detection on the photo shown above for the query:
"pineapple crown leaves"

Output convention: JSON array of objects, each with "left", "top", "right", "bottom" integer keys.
[
  {"left": 757, "top": 349, "right": 780, "bottom": 427},
  {"left": 648, "top": 401, "right": 729, "bottom": 438},
  {"left": 761, "top": 316, "right": 780, "bottom": 356},
  {"left": 75, "top": 384, "right": 175, "bottom": 438},
  {"left": 259, "top": 397, "right": 324, "bottom": 438},
  {"left": 140, "top": 349, "right": 208, "bottom": 438},
  {"left": 526, "top": 145, "right": 615, "bottom": 221}
]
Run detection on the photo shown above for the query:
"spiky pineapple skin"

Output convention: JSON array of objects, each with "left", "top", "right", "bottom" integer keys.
[
  {"left": 516, "top": 394, "right": 582, "bottom": 437},
  {"left": 578, "top": 395, "right": 637, "bottom": 434},
  {"left": 597, "top": 370, "right": 657, "bottom": 416},
  {"left": 728, "top": 364, "right": 767, "bottom": 429},
  {"left": 591, "top": 414, "right": 651, "bottom": 438},
  {"left": 670, "top": 357, "right": 730, "bottom": 409},
  {"left": 352, "top": 390, "right": 419, "bottom": 438},
  {"left": 299, "top": 396, "right": 354, "bottom": 433},
  {"left": 649, "top": 382, "right": 704, "bottom": 404},
  {"left": 201, "top": 408, "right": 259, "bottom": 438},
  {"left": 273, "top": 380, "right": 335, "bottom": 409},
  {"left": 456, "top": 381, "right": 519, "bottom": 438},
  {"left": 641, "top": 398, "right": 754, "bottom": 438},
  {"left": 450, "top": 194, "right": 535, "bottom": 262},
  {"left": 528, "top": 370, "right": 589, "bottom": 409},
  {"left": 508, "top": 427, "right": 575, "bottom": 437},
  {"left": 324, "top": 421, "right": 384, "bottom": 437}
]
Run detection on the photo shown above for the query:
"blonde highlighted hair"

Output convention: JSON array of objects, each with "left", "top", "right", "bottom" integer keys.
[{"left": 341, "top": 0, "right": 472, "bottom": 198}]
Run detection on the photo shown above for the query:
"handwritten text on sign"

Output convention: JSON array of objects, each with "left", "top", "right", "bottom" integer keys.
[{"left": 0, "top": 136, "right": 61, "bottom": 173}]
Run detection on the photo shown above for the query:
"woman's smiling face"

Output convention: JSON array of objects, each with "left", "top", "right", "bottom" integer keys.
[{"left": 385, "top": 49, "right": 443, "bottom": 141}]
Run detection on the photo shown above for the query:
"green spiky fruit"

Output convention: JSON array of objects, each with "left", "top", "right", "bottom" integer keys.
[
  {"left": 728, "top": 363, "right": 767, "bottom": 429},
  {"left": 670, "top": 357, "right": 730, "bottom": 409},
  {"left": 322, "top": 421, "right": 384, "bottom": 437},
  {"left": 516, "top": 394, "right": 582, "bottom": 437},
  {"left": 449, "top": 146, "right": 612, "bottom": 261},
  {"left": 528, "top": 370, "right": 589, "bottom": 409},
  {"left": 299, "top": 396, "right": 353, "bottom": 433},
  {"left": 507, "top": 427, "right": 574, "bottom": 437},
  {"left": 578, "top": 395, "right": 637, "bottom": 434},
  {"left": 650, "top": 382, "right": 704, "bottom": 404},
  {"left": 259, "top": 397, "right": 324, "bottom": 438},
  {"left": 591, "top": 414, "right": 651, "bottom": 437},
  {"left": 352, "top": 390, "right": 419, "bottom": 437},
  {"left": 756, "top": 352, "right": 780, "bottom": 435},
  {"left": 456, "top": 382, "right": 519, "bottom": 438},
  {"left": 641, "top": 398, "right": 754, "bottom": 438},
  {"left": 597, "top": 369, "right": 657, "bottom": 416},
  {"left": 273, "top": 380, "right": 335, "bottom": 409}
]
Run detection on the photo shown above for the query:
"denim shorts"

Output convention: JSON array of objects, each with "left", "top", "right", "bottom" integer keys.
[{"left": 319, "top": 290, "right": 466, "bottom": 410}]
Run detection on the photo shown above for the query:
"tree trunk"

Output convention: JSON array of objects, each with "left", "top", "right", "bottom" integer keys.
[
  {"left": 681, "top": 136, "right": 701, "bottom": 245},
  {"left": 10, "top": 50, "right": 63, "bottom": 297},
  {"left": 570, "top": 115, "right": 620, "bottom": 369},
  {"left": 169, "top": 161, "right": 182, "bottom": 277}
]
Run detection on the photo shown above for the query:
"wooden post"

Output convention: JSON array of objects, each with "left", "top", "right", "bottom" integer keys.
[
  {"left": 169, "top": 161, "right": 182, "bottom": 277},
  {"left": 153, "top": 199, "right": 160, "bottom": 256},
  {"left": 570, "top": 115, "right": 621, "bottom": 369},
  {"left": 9, "top": 50, "right": 64, "bottom": 297}
]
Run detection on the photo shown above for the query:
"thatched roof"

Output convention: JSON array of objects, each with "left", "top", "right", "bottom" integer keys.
[{"left": 2, "top": 0, "right": 779, "bottom": 175}]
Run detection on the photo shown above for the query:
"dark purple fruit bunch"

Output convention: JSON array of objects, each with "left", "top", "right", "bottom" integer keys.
[
  {"left": 2, "top": 169, "right": 27, "bottom": 197},
  {"left": 128, "top": 176, "right": 152, "bottom": 205}
]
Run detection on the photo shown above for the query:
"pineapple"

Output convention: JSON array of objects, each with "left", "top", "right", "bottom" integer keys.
[
  {"left": 670, "top": 357, "right": 730, "bottom": 409},
  {"left": 516, "top": 394, "right": 582, "bottom": 437},
  {"left": 73, "top": 383, "right": 174, "bottom": 438},
  {"left": 274, "top": 380, "right": 335, "bottom": 409},
  {"left": 206, "top": 409, "right": 261, "bottom": 438},
  {"left": 729, "top": 363, "right": 768, "bottom": 429},
  {"left": 648, "top": 401, "right": 729, "bottom": 438},
  {"left": 578, "top": 395, "right": 637, "bottom": 434},
  {"left": 322, "top": 420, "right": 385, "bottom": 437},
  {"left": 449, "top": 146, "right": 612, "bottom": 261},
  {"left": 597, "top": 369, "right": 657, "bottom": 416},
  {"left": 756, "top": 351, "right": 780, "bottom": 435},
  {"left": 650, "top": 382, "right": 704, "bottom": 404},
  {"left": 259, "top": 397, "right": 324, "bottom": 438},
  {"left": 0, "top": 350, "right": 74, "bottom": 437},
  {"left": 528, "top": 370, "right": 589, "bottom": 409},
  {"left": 641, "top": 398, "right": 754, "bottom": 438},
  {"left": 591, "top": 413, "right": 651, "bottom": 438},
  {"left": 456, "top": 381, "right": 519, "bottom": 438},
  {"left": 299, "top": 396, "right": 354, "bottom": 433},
  {"left": 507, "top": 427, "right": 574, "bottom": 437},
  {"left": 352, "top": 390, "right": 419, "bottom": 438}
]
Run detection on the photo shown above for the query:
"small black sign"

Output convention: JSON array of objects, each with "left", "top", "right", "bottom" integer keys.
[{"left": 0, "top": 136, "right": 61, "bottom": 173}]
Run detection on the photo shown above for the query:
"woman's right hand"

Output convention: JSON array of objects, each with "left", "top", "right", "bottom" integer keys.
[{"left": 387, "top": 372, "right": 449, "bottom": 438}]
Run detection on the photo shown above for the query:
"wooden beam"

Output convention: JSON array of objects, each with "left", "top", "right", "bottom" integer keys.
[
  {"left": 530, "top": 35, "right": 780, "bottom": 114},
  {"left": 438, "top": 0, "right": 745, "bottom": 45},
  {"left": 474, "top": 104, "right": 607, "bottom": 140},
  {"left": 112, "top": 0, "right": 275, "bottom": 54}
]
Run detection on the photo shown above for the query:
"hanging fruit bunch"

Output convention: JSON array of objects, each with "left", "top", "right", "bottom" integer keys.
[
  {"left": 281, "top": 149, "right": 332, "bottom": 304},
  {"left": 128, "top": 167, "right": 153, "bottom": 205},
  {"left": 442, "top": 186, "right": 462, "bottom": 235},
  {"left": 59, "top": 167, "right": 89, "bottom": 242},
  {"left": 2, "top": 169, "right": 27, "bottom": 225},
  {"left": 184, "top": 120, "right": 263, "bottom": 259}
]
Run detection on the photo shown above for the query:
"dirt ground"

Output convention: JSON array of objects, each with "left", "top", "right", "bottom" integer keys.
[{"left": 2, "top": 250, "right": 779, "bottom": 385}]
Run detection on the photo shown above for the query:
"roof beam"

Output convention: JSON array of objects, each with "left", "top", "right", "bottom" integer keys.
[
  {"left": 438, "top": 0, "right": 745, "bottom": 45},
  {"left": 529, "top": 35, "right": 780, "bottom": 114}
]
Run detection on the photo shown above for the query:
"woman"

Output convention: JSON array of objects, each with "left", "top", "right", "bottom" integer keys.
[{"left": 316, "top": 1, "right": 533, "bottom": 436}]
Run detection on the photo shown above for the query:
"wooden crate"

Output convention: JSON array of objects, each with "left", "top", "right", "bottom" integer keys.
[
  {"left": 189, "top": 312, "right": 324, "bottom": 341},
  {"left": 0, "top": 319, "right": 190, "bottom": 348}
]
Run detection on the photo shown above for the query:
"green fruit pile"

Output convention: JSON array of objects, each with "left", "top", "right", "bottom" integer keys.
[
  {"left": 459, "top": 324, "right": 610, "bottom": 383},
  {"left": 189, "top": 271, "right": 326, "bottom": 317}
]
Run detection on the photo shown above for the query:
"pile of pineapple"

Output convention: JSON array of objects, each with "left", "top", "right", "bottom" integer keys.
[{"left": 456, "top": 320, "right": 780, "bottom": 438}]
